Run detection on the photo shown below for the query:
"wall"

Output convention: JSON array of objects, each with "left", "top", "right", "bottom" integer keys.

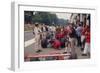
[{"left": 0, "top": 0, "right": 100, "bottom": 73}]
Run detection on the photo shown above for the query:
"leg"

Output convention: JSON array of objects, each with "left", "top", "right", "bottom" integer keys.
[
  {"left": 82, "top": 42, "right": 88, "bottom": 56},
  {"left": 87, "top": 43, "right": 90, "bottom": 56}
]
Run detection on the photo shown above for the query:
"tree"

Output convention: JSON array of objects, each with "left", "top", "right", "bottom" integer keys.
[{"left": 24, "top": 11, "right": 67, "bottom": 26}]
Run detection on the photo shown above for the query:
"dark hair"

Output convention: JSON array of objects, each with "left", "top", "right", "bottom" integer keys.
[{"left": 35, "top": 23, "right": 39, "bottom": 27}]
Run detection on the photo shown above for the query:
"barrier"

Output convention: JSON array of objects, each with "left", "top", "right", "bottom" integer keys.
[{"left": 25, "top": 52, "right": 71, "bottom": 61}]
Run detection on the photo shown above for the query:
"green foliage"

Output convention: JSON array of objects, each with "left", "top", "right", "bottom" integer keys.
[
  {"left": 24, "top": 11, "right": 68, "bottom": 26},
  {"left": 32, "top": 12, "right": 58, "bottom": 25}
]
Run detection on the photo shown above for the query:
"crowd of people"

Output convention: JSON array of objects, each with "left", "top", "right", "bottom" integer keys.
[{"left": 33, "top": 21, "right": 90, "bottom": 59}]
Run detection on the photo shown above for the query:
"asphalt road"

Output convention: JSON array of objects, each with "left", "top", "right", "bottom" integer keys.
[{"left": 24, "top": 31, "right": 34, "bottom": 41}]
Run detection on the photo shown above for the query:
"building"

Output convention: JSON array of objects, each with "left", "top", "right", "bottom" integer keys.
[{"left": 70, "top": 13, "right": 90, "bottom": 26}]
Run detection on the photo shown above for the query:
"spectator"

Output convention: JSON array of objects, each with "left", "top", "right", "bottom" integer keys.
[
  {"left": 82, "top": 25, "right": 90, "bottom": 56},
  {"left": 81, "top": 24, "right": 87, "bottom": 51},
  {"left": 76, "top": 24, "right": 82, "bottom": 47},
  {"left": 34, "top": 23, "right": 42, "bottom": 53}
]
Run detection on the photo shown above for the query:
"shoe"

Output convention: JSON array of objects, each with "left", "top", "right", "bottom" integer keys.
[
  {"left": 82, "top": 54, "right": 87, "bottom": 56},
  {"left": 36, "top": 50, "right": 42, "bottom": 53}
]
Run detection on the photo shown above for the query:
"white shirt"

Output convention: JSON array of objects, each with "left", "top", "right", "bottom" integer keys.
[{"left": 34, "top": 27, "right": 41, "bottom": 35}]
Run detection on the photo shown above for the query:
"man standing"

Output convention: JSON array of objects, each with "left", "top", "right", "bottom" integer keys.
[
  {"left": 34, "top": 23, "right": 42, "bottom": 53},
  {"left": 82, "top": 25, "right": 90, "bottom": 56}
]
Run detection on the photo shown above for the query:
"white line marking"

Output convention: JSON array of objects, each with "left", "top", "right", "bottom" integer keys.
[{"left": 25, "top": 38, "right": 36, "bottom": 47}]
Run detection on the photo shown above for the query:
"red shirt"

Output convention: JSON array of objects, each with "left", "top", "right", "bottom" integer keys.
[
  {"left": 82, "top": 27, "right": 87, "bottom": 35},
  {"left": 55, "top": 32, "right": 64, "bottom": 39},
  {"left": 85, "top": 32, "right": 90, "bottom": 43},
  {"left": 53, "top": 40, "right": 61, "bottom": 49}
]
